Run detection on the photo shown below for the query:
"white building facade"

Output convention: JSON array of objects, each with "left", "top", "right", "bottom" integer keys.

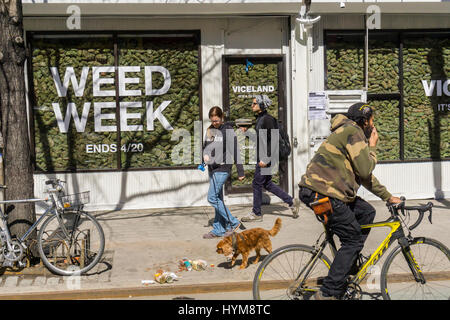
[{"left": 22, "top": 0, "right": 450, "bottom": 210}]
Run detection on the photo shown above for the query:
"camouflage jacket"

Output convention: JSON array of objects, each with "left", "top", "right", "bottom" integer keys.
[{"left": 299, "top": 114, "right": 392, "bottom": 203}]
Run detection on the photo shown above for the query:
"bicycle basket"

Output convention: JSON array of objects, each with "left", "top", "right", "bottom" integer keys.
[{"left": 59, "top": 191, "right": 90, "bottom": 209}]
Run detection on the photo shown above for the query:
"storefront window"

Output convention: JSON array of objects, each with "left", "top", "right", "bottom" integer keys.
[
  {"left": 325, "top": 34, "right": 364, "bottom": 90},
  {"left": 32, "top": 36, "right": 117, "bottom": 171},
  {"left": 30, "top": 32, "right": 201, "bottom": 172},
  {"left": 371, "top": 100, "right": 400, "bottom": 161},
  {"left": 403, "top": 35, "right": 450, "bottom": 160},
  {"left": 325, "top": 31, "right": 450, "bottom": 162},
  {"left": 368, "top": 36, "right": 399, "bottom": 94},
  {"left": 117, "top": 35, "right": 200, "bottom": 169}
]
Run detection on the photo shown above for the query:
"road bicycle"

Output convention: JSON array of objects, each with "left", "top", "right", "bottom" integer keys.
[
  {"left": 253, "top": 198, "right": 450, "bottom": 300},
  {"left": 0, "top": 179, "right": 104, "bottom": 276}
]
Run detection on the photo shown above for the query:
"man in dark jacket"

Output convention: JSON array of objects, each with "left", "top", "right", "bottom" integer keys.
[
  {"left": 299, "top": 102, "right": 401, "bottom": 299},
  {"left": 241, "top": 95, "right": 300, "bottom": 222}
]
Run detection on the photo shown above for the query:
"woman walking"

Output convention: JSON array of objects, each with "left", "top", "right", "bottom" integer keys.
[{"left": 202, "top": 106, "right": 245, "bottom": 239}]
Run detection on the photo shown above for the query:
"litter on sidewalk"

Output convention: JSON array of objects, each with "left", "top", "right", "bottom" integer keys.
[
  {"left": 192, "top": 259, "right": 207, "bottom": 271},
  {"left": 178, "top": 258, "right": 208, "bottom": 271},
  {"left": 154, "top": 270, "right": 181, "bottom": 284}
]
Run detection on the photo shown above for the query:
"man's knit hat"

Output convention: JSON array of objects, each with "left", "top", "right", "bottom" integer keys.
[
  {"left": 255, "top": 94, "right": 272, "bottom": 110},
  {"left": 346, "top": 102, "right": 373, "bottom": 123}
]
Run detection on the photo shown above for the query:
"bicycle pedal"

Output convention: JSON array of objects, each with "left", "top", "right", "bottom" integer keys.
[
  {"left": 357, "top": 253, "right": 369, "bottom": 266},
  {"left": 359, "top": 253, "right": 369, "bottom": 266},
  {"left": 2, "top": 261, "right": 13, "bottom": 268}
]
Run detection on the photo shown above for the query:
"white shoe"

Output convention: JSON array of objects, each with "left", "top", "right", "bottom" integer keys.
[
  {"left": 241, "top": 212, "right": 263, "bottom": 222},
  {"left": 289, "top": 198, "right": 300, "bottom": 219}
]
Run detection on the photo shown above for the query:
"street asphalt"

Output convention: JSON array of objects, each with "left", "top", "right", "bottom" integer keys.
[{"left": 0, "top": 197, "right": 448, "bottom": 300}]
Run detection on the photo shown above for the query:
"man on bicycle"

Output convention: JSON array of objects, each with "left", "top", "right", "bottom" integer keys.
[{"left": 299, "top": 102, "right": 401, "bottom": 300}]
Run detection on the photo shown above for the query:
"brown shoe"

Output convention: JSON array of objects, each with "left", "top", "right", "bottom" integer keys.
[{"left": 313, "top": 291, "right": 337, "bottom": 300}]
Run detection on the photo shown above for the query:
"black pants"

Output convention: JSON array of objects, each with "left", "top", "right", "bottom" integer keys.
[
  {"left": 252, "top": 164, "right": 293, "bottom": 216},
  {"left": 299, "top": 187, "right": 376, "bottom": 297}
]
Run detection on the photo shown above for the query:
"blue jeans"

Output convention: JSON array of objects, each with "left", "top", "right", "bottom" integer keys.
[{"left": 207, "top": 171, "right": 240, "bottom": 236}]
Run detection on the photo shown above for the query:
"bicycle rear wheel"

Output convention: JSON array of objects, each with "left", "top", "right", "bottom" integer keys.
[
  {"left": 381, "top": 237, "right": 450, "bottom": 300},
  {"left": 253, "top": 244, "right": 331, "bottom": 300},
  {"left": 38, "top": 210, "right": 105, "bottom": 276}
]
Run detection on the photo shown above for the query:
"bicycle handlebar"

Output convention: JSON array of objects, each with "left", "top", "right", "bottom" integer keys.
[
  {"left": 387, "top": 197, "right": 433, "bottom": 231},
  {"left": 45, "top": 179, "right": 64, "bottom": 186},
  {"left": 405, "top": 202, "right": 433, "bottom": 231},
  {"left": 45, "top": 179, "right": 67, "bottom": 207},
  {"left": 45, "top": 179, "right": 66, "bottom": 191}
]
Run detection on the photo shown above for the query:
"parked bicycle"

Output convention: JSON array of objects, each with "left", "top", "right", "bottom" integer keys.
[
  {"left": 253, "top": 198, "right": 450, "bottom": 300},
  {"left": 0, "top": 179, "right": 104, "bottom": 276}
]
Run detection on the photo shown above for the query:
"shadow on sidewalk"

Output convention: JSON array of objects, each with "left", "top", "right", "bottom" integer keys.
[
  {"left": 434, "top": 198, "right": 450, "bottom": 210},
  {"left": 91, "top": 203, "right": 294, "bottom": 222},
  {"left": 216, "top": 254, "right": 270, "bottom": 270}
]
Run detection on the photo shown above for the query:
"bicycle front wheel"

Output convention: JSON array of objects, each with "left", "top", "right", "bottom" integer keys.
[
  {"left": 253, "top": 244, "right": 331, "bottom": 300},
  {"left": 38, "top": 210, "right": 105, "bottom": 276},
  {"left": 381, "top": 237, "right": 450, "bottom": 300}
]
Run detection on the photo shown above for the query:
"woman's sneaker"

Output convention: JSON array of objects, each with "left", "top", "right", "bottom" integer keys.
[
  {"left": 241, "top": 212, "right": 263, "bottom": 222},
  {"left": 202, "top": 231, "right": 221, "bottom": 239},
  {"left": 223, "top": 222, "right": 242, "bottom": 237}
]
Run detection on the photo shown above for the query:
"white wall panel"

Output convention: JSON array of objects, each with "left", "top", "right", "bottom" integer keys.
[
  {"left": 358, "top": 161, "right": 450, "bottom": 201},
  {"left": 224, "top": 18, "right": 284, "bottom": 55},
  {"left": 34, "top": 170, "right": 210, "bottom": 211}
]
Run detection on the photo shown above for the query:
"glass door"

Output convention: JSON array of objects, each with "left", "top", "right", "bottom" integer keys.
[{"left": 222, "top": 55, "right": 288, "bottom": 194}]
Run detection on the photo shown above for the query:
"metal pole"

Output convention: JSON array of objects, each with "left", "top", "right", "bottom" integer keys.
[
  {"left": 0, "top": 148, "right": 4, "bottom": 214},
  {"left": 365, "top": 14, "right": 369, "bottom": 91}
]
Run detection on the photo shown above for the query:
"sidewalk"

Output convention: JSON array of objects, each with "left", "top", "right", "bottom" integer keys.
[{"left": 0, "top": 198, "right": 449, "bottom": 299}]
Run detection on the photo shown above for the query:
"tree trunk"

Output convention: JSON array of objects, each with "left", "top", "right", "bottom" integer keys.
[{"left": 0, "top": 0, "right": 36, "bottom": 246}]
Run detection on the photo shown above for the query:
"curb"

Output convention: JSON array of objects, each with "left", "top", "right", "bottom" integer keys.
[
  {"left": 1, "top": 271, "right": 449, "bottom": 299},
  {"left": 0, "top": 281, "right": 255, "bottom": 300}
]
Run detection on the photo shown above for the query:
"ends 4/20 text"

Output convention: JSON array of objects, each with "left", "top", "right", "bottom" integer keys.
[{"left": 86, "top": 143, "right": 144, "bottom": 153}]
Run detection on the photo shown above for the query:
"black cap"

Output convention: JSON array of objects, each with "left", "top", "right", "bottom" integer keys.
[{"left": 346, "top": 102, "right": 373, "bottom": 123}]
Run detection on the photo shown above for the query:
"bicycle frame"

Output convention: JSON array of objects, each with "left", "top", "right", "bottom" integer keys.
[
  {"left": 354, "top": 220, "right": 403, "bottom": 283},
  {"left": 0, "top": 199, "right": 56, "bottom": 249},
  {"left": 325, "top": 217, "right": 425, "bottom": 287},
  {"left": 19, "top": 206, "right": 56, "bottom": 244},
  {"left": 292, "top": 230, "right": 335, "bottom": 289}
]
